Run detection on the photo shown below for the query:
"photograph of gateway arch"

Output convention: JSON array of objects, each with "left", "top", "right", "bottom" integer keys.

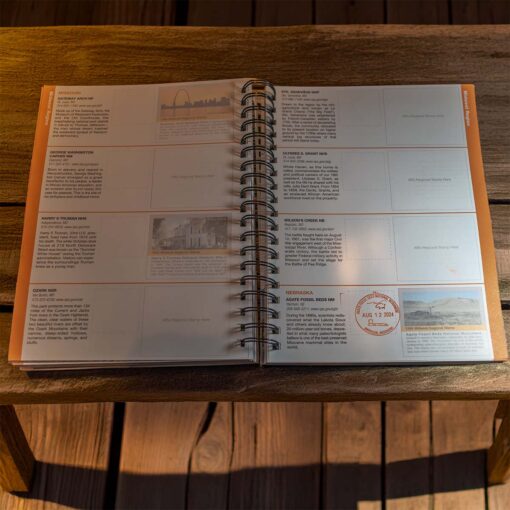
[{"left": 158, "top": 82, "right": 232, "bottom": 121}]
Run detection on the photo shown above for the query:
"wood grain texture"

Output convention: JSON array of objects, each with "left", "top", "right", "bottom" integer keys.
[
  {"left": 493, "top": 205, "right": 510, "bottom": 302},
  {"left": 0, "top": 405, "right": 34, "bottom": 492},
  {"left": 385, "top": 401, "right": 431, "bottom": 510},
  {"left": 117, "top": 402, "right": 322, "bottom": 510},
  {"left": 495, "top": 399, "right": 510, "bottom": 419},
  {"left": 229, "top": 403, "right": 322, "bottom": 509},
  {"left": 0, "top": 0, "right": 175, "bottom": 26},
  {"left": 115, "top": 402, "right": 209, "bottom": 510},
  {"left": 323, "top": 402, "right": 381, "bottom": 509},
  {"left": 0, "top": 402, "right": 113, "bottom": 509},
  {"left": 451, "top": 0, "right": 510, "bottom": 24},
  {"left": 90, "top": 0, "right": 175, "bottom": 25},
  {"left": 0, "top": 311, "right": 510, "bottom": 403},
  {"left": 315, "top": 0, "right": 385, "bottom": 23},
  {"left": 488, "top": 467, "right": 510, "bottom": 508},
  {"left": 187, "top": 402, "right": 232, "bottom": 510},
  {"left": 478, "top": 0, "right": 510, "bottom": 23},
  {"left": 1, "top": 204, "right": 508, "bottom": 306},
  {"left": 0, "top": 0, "right": 69, "bottom": 26},
  {"left": 450, "top": 0, "right": 480, "bottom": 23},
  {"left": 2, "top": 25, "right": 510, "bottom": 201},
  {"left": 488, "top": 406, "right": 510, "bottom": 506},
  {"left": 432, "top": 401, "right": 497, "bottom": 509},
  {"left": 254, "top": 0, "right": 313, "bottom": 25},
  {"left": 187, "top": 0, "right": 252, "bottom": 26},
  {"left": 387, "top": 0, "right": 450, "bottom": 23},
  {"left": 488, "top": 413, "right": 510, "bottom": 484},
  {"left": 0, "top": 207, "right": 23, "bottom": 307}
]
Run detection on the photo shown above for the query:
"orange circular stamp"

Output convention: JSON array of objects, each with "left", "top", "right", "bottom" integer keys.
[{"left": 355, "top": 292, "right": 400, "bottom": 336}]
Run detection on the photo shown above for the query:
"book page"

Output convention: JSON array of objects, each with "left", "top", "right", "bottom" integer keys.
[
  {"left": 267, "top": 84, "right": 504, "bottom": 364},
  {"left": 11, "top": 80, "right": 256, "bottom": 364}
]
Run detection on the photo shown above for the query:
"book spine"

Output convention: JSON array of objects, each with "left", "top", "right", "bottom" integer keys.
[{"left": 238, "top": 80, "right": 281, "bottom": 354}]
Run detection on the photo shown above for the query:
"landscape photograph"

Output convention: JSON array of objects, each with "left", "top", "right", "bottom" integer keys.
[{"left": 400, "top": 287, "right": 484, "bottom": 328}]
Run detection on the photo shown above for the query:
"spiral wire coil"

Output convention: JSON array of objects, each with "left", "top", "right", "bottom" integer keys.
[{"left": 239, "top": 80, "right": 281, "bottom": 352}]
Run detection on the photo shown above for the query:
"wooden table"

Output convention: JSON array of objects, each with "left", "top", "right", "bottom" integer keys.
[{"left": 1, "top": 24, "right": 510, "bottom": 492}]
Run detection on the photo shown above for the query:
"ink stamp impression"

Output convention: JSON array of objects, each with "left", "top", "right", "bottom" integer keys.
[{"left": 355, "top": 291, "right": 400, "bottom": 336}]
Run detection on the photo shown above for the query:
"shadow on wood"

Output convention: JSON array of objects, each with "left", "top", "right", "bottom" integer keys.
[{"left": 7, "top": 450, "right": 490, "bottom": 509}]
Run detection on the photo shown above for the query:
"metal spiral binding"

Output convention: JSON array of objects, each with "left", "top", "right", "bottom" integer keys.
[{"left": 239, "top": 79, "right": 281, "bottom": 352}]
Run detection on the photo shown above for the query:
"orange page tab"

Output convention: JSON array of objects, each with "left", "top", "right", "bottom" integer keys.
[
  {"left": 462, "top": 84, "right": 507, "bottom": 360},
  {"left": 9, "top": 85, "right": 55, "bottom": 361}
]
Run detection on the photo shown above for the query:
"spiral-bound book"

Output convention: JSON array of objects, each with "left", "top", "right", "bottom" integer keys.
[{"left": 9, "top": 79, "right": 507, "bottom": 369}]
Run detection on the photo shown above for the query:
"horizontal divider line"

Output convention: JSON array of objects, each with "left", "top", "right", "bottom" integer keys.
[
  {"left": 3, "top": 203, "right": 508, "bottom": 211},
  {"left": 277, "top": 145, "right": 468, "bottom": 150},
  {"left": 280, "top": 282, "right": 484, "bottom": 287},
  {"left": 279, "top": 211, "right": 476, "bottom": 215},
  {"left": 28, "top": 281, "right": 236, "bottom": 285},
  {"left": 47, "top": 140, "right": 234, "bottom": 148},
  {"left": 39, "top": 208, "right": 238, "bottom": 214}
]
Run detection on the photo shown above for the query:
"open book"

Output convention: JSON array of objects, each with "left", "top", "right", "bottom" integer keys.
[{"left": 9, "top": 79, "right": 507, "bottom": 369}]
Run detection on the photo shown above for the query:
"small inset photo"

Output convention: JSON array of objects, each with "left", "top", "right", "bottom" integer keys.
[
  {"left": 158, "top": 82, "right": 232, "bottom": 122},
  {"left": 149, "top": 214, "right": 230, "bottom": 255},
  {"left": 399, "top": 287, "right": 485, "bottom": 330}
]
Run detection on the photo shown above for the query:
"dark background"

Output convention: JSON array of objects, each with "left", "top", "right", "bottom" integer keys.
[{"left": 0, "top": 0, "right": 509, "bottom": 27}]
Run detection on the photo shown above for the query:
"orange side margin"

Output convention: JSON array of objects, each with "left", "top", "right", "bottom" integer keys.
[
  {"left": 461, "top": 84, "right": 507, "bottom": 360},
  {"left": 9, "top": 85, "right": 56, "bottom": 361}
]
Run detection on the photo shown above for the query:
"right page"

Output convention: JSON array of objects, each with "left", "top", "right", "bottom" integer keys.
[{"left": 267, "top": 84, "right": 507, "bottom": 364}]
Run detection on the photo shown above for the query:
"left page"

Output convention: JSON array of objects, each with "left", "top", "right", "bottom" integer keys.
[{"left": 9, "top": 79, "right": 256, "bottom": 366}]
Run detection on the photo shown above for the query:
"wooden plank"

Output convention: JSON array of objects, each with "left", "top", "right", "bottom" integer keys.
[
  {"left": 117, "top": 403, "right": 321, "bottom": 509},
  {"left": 1, "top": 204, "right": 507, "bottom": 306},
  {"left": 254, "top": 0, "right": 313, "bottom": 25},
  {"left": 385, "top": 401, "right": 431, "bottom": 510},
  {"left": 488, "top": 462, "right": 510, "bottom": 508},
  {"left": 478, "top": 0, "right": 510, "bottom": 23},
  {"left": 387, "top": 0, "right": 450, "bottom": 23},
  {"left": 495, "top": 400, "right": 510, "bottom": 419},
  {"left": 315, "top": 0, "right": 385, "bottom": 23},
  {"left": 0, "top": 405, "right": 34, "bottom": 492},
  {"left": 0, "top": 402, "right": 113, "bottom": 509},
  {"left": 432, "top": 401, "right": 497, "bottom": 509},
  {"left": 488, "top": 413, "right": 510, "bottom": 484},
  {"left": 0, "top": 311, "right": 510, "bottom": 403},
  {"left": 450, "top": 0, "right": 480, "bottom": 23},
  {"left": 488, "top": 406, "right": 510, "bottom": 507},
  {"left": 116, "top": 402, "right": 209, "bottom": 510},
  {"left": 187, "top": 0, "right": 252, "bottom": 26},
  {"left": 450, "top": 0, "right": 510, "bottom": 23},
  {"left": 493, "top": 205, "right": 510, "bottom": 302},
  {"left": 323, "top": 402, "right": 381, "bottom": 509},
  {"left": 187, "top": 402, "right": 232, "bottom": 509},
  {"left": 3, "top": 26, "right": 510, "bottom": 202},
  {"left": 1, "top": 0, "right": 62, "bottom": 26},
  {"left": 0, "top": 0, "right": 175, "bottom": 26},
  {"left": 91, "top": 0, "right": 175, "bottom": 25},
  {"left": 0, "top": 207, "right": 23, "bottom": 307},
  {"left": 229, "top": 403, "right": 322, "bottom": 509},
  {"left": 0, "top": 0, "right": 15, "bottom": 26}
]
